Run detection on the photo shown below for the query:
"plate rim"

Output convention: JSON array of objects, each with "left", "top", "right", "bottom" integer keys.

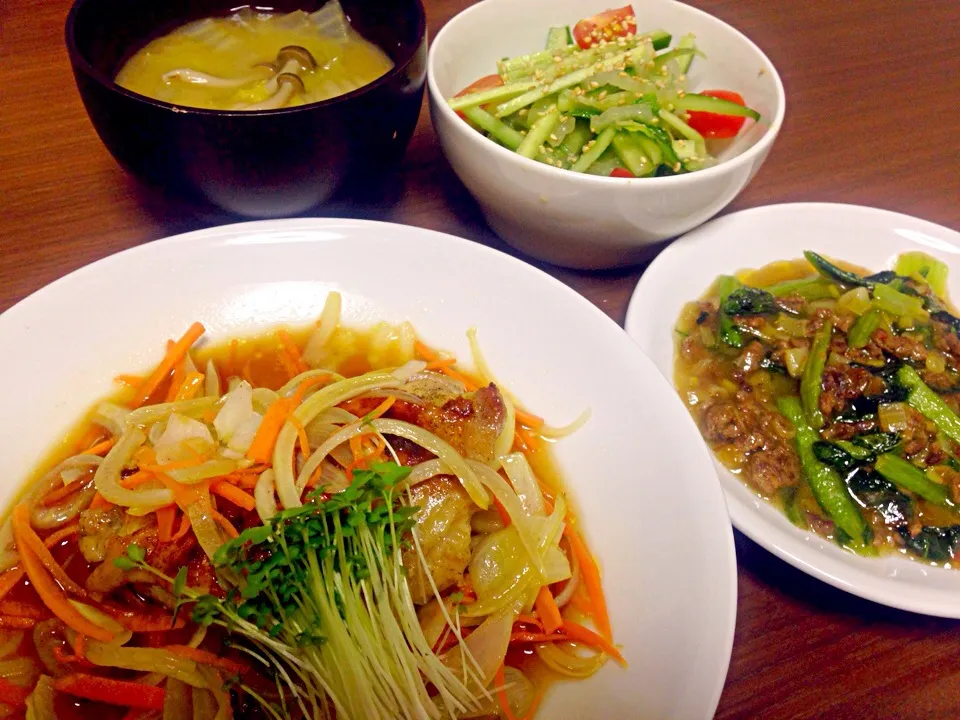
[
  {"left": 1, "top": 216, "right": 738, "bottom": 717},
  {"left": 625, "top": 201, "right": 960, "bottom": 618}
]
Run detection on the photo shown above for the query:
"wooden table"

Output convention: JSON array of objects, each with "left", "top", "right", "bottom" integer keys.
[{"left": 2, "top": 0, "right": 959, "bottom": 717}]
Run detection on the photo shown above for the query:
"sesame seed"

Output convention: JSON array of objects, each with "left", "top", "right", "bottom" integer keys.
[
  {"left": 518, "top": 108, "right": 528, "bottom": 116},
  {"left": 590, "top": 81, "right": 600, "bottom": 89},
  {"left": 673, "top": 162, "right": 681, "bottom": 172},
  {"left": 549, "top": 134, "right": 558, "bottom": 141},
  {"left": 598, "top": 90, "right": 608, "bottom": 100},
  {"left": 553, "top": 55, "right": 562, "bottom": 62}
]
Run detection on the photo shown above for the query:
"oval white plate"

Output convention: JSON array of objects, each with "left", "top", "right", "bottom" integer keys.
[
  {"left": 0, "top": 219, "right": 735, "bottom": 719},
  {"left": 626, "top": 202, "right": 960, "bottom": 617}
]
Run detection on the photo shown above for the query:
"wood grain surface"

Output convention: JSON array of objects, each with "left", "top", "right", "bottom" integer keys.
[{"left": 2, "top": 0, "right": 959, "bottom": 717}]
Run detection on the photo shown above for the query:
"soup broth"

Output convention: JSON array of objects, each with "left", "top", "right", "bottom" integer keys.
[{"left": 115, "top": 3, "right": 394, "bottom": 111}]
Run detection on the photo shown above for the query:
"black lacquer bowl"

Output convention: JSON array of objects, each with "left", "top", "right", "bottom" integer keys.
[{"left": 66, "top": 0, "right": 427, "bottom": 216}]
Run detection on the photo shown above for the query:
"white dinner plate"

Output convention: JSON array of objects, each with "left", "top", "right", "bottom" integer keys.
[
  {"left": 0, "top": 218, "right": 736, "bottom": 719},
  {"left": 625, "top": 202, "right": 960, "bottom": 617}
]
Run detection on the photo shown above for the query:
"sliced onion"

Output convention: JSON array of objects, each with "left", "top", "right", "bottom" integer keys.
[
  {"left": 405, "top": 459, "right": 449, "bottom": 488},
  {"left": 297, "top": 421, "right": 373, "bottom": 493},
  {"left": 25, "top": 674, "right": 56, "bottom": 719},
  {"left": 277, "top": 369, "right": 342, "bottom": 398},
  {"left": 0, "top": 631, "right": 23, "bottom": 660},
  {"left": 251, "top": 387, "right": 279, "bottom": 412},
  {"left": 462, "top": 666, "right": 535, "bottom": 719},
  {"left": 392, "top": 360, "right": 428, "bottom": 381},
  {"left": 539, "top": 408, "right": 591, "bottom": 439},
  {"left": 84, "top": 640, "right": 207, "bottom": 687},
  {"left": 167, "top": 458, "right": 237, "bottom": 485},
  {"left": 126, "top": 397, "right": 217, "bottom": 427},
  {"left": 186, "top": 496, "right": 226, "bottom": 561},
  {"left": 32, "top": 621, "right": 68, "bottom": 679},
  {"left": 154, "top": 414, "right": 214, "bottom": 464},
  {"left": 68, "top": 601, "right": 132, "bottom": 645},
  {"left": 255, "top": 468, "right": 278, "bottom": 523},
  {"left": 164, "top": 677, "right": 192, "bottom": 720},
  {"left": 30, "top": 482, "right": 96, "bottom": 531},
  {"left": 197, "top": 666, "right": 231, "bottom": 720},
  {"left": 535, "top": 641, "right": 606, "bottom": 678},
  {"left": 302, "top": 291, "right": 342, "bottom": 367},
  {"left": 553, "top": 544, "right": 581, "bottom": 608},
  {"left": 273, "top": 371, "right": 404, "bottom": 508},
  {"left": 213, "top": 381, "right": 256, "bottom": 443},
  {"left": 95, "top": 429, "right": 173, "bottom": 508},
  {"left": 93, "top": 402, "right": 129, "bottom": 435},
  {"left": 204, "top": 359, "right": 220, "bottom": 399},
  {"left": 0, "top": 657, "right": 35, "bottom": 684},
  {"left": 467, "top": 461, "right": 538, "bottom": 568},
  {"left": 442, "top": 608, "right": 516, "bottom": 688},
  {"left": 501, "top": 453, "right": 544, "bottom": 516},
  {"left": 374, "top": 420, "right": 488, "bottom": 509},
  {"left": 471, "top": 509, "right": 505, "bottom": 535},
  {"left": 493, "top": 392, "right": 517, "bottom": 461}
]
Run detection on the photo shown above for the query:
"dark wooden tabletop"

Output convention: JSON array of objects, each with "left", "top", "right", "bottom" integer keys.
[{"left": 2, "top": 0, "right": 960, "bottom": 717}]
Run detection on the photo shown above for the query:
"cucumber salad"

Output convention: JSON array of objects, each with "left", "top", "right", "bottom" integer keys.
[{"left": 448, "top": 5, "right": 761, "bottom": 178}]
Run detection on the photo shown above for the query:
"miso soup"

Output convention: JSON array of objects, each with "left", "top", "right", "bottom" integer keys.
[{"left": 115, "top": 2, "right": 394, "bottom": 111}]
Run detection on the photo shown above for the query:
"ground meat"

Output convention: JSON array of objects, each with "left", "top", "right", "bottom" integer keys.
[
  {"left": 922, "top": 371, "right": 960, "bottom": 393},
  {"left": 834, "top": 312, "right": 856, "bottom": 334},
  {"left": 873, "top": 329, "right": 928, "bottom": 363},
  {"left": 776, "top": 296, "right": 806, "bottom": 314},
  {"left": 808, "top": 307, "right": 835, "bottom": 334},
  {"left": 901, "top": 407, "right": 937, "bottom": 461},
  {"left": 932, "top": 320, "right": 960, "bottom": 359},
  {"left": 818, "top": 364, "right": 887, "bottom": 418},
  {"left": 735, "top": 341, "right": 766, "bottom": 374},
  {"left": 747, "top": 445, "right": 801, "bottom": 495},
  {"left": 943, "top": 468, "right": 960, "bottom": 505},
  {"left": 699, "top": 396, "right": 798, "bottom": 493},
  {"left": 821, "top": 417, "right": 879, "bottom": 440}
]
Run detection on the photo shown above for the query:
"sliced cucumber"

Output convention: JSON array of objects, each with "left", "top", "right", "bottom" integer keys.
[{"left": 545, "top": 26, "right": 573, "bottom": 50}]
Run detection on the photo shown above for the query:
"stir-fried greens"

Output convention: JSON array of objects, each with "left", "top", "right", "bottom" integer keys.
[
  {"left": 676, "top": 251, "right": 960, "bottom": 561},
  {"left": 0, "top": 294, "right": 617, "bottom": 719},
  {"left": 448, "top": 4, "right": 760, "bottom": 177}
]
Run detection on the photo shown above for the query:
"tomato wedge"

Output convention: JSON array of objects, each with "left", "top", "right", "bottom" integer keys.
[
  {"left": 454, "top": 74, "right": 503, "bottom": 119},
  {"left": 684, "top": 90, "right": 749, "bottom": 139},
  {"left": 609, "top": 168, "right": 635, "bottom": 178},
  {"left": 572, "top": 5, "right": 637, "bottom": 49}
]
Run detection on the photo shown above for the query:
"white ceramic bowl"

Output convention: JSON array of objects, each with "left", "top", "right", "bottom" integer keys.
[
  {"left": 626, "top": 203, "right": 960, "bottom": 617},
  {"left": 427, "top": 0, "right": 785, "bottom": 270},
  {"left": 0, "top": 219, "right": 736, "bottom": 718}
]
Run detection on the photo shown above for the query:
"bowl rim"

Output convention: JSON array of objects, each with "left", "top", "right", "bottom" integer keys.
[
  {"left": 63, "top": 0, "right": 427, "bottom": 117},
  {"left": 427, "top": 0, "right": 786, "bottom": 186}
]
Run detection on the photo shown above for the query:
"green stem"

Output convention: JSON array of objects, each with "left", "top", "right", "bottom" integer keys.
[
  {"left": 899, "top": 365, "right": 960, "bottom": 445},
  {"left": 802, "top": 319, "right": 833, "bottom": 429},
  {"left": 874, "top": 453, "right": 951, "bottom": 506},
  {"left": 570, "top": 126, "right": 616, "bottom": 172},
  {"left": 462, "top": 107, "right": 524, "bottom": 150}
]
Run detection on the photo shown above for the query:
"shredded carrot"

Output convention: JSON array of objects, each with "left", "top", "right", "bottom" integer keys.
[
  {"left": 88, "top": 492, "right": 114, "bottom": 511},
  {"left": 277, "top": 329, "right": 309, "bottom": 374},
  {"left": 104, "top": 606, "right": 185, "bottom": 632},
  {"left": 212, "top": 510, "right": 240, "bottom": 539},
  {"left": 55, "top": 673, "right": 166, "bottom": 710},
  {"left": 164, "top": 645, "right": 248, "bottom": 675},
  {"left": 414, "top": 341, "right": 478, "bottom": 390},
  {"left": 85, "top": 437, "right": 117, "bottom": 457},
  {"left": 247, "top": 397, "right": 294, "bottom": 464},
  {"left": 535, "top": 586, "right": 563, "bottom": 634},
  {"left": 120, "top": 470, "right": 156, "bottom": 490},
  {"left": 74, "top": 427, "right": 106, "bottom": 454},
  {"left": 155, "top": 474, "right": 211, "bottom": 508},
  {"left": 424, "top": 357, "right": 457, "bottom": 370},
  {"left": 494, "top": 664, "right": 521, "bottom": 720},
  {"left": 367, "top": 395, "right": 397, "bottom": 421},
  {"left": 155, "top": 505, "right": 177, "bottom": 543},
  {"left": 0, "top": 570, "right": 22, "bottom": 603},
  {"left": 170, "top": 514, "right": 192, "bottom": 543},
  {"left": 12, "top": 505, "right": 86, "bottom": 598},
  {"left": 174, "top": 371, "right": 205, "bottom": 402},
  {"left": 211, "top": 481, "right": 256, "bottom": 511},
  {"left": 0, "top": 677, "right": 30, "bottom": 710},
  {"left": 164, "top": 346, "right": 188, "bottom": 402},
  {"left": 130, "top": 322, "right": 206, "bottom": 409},
  {"left": 277, "top": 349, "right": 300, "bottom": 381},
  {"left": 0, "top": 615, "right": 36, "bottom": 629},
  {"left": 141, "top": 454, "right": 210, "bottom": 474},
  {"left": 514, "top": 408, "right": 545, "bottom": 430},
  {"left": 73, "top": 633, "right": 87, "bottom": 660},
  {"left": 12, "top": 519, "right": 113, "bottom": 643},
  {"left": 563, "top": 526, "right": 611, "bottom": 641},
  {"left": 40, "top": 480, "right": 84, "bottom": 507},
  {"left": 514, "top": 425, "right": 540, "bottom": 453},
  {"left": 290, "top": 415, "right": 311, "bottom": 460},
  {"left": 0, "top": 524, "right": 79, "bottom": 603},
  {"left": 113, "top": 374, "right": 144, "bottom": 388},
  {"left": 515, "top": 614, "right": 544, "bottom": 630},
  {"left": 0, "top": 600, "right": 48, "bottom": 619},
  {"left": 560, "top": 620, "right": 626, "bottom": 666},
  {"left": 491, "top": 496, "right": 512, "bottom": 527}
]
